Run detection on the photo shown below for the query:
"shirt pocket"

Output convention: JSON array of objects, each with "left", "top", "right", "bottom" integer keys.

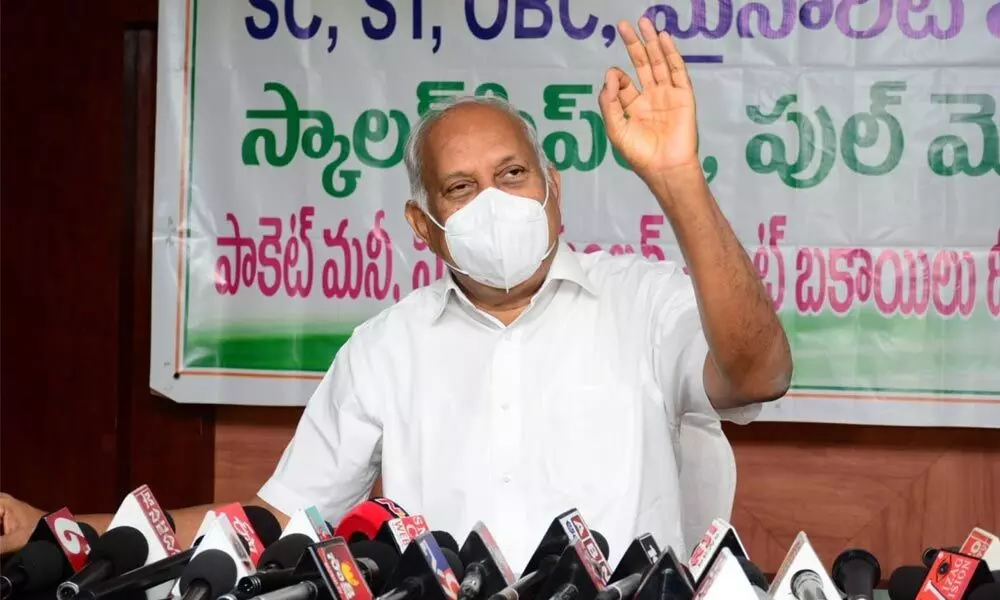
[{"left": 539, "top": 383, "right": 637, "bottom": 514}]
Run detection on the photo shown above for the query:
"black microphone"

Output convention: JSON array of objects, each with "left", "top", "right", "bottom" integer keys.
[
  {"left": 736, "top": 557, "right": 768, "bottom": 591},
  {"left": 832, "top": 549, "right": 880, "bottom": 600},
  {"left": 487, "top": 555, "right": 560, "bottom": 600},
  {"left": 921, "top": 546, "right": 961, "bottom": 568},
  {"left": 886, "top": 565, "right": 927, "bottom": 600},
  {"left": 232, "top": 535, "right": 315, "bottom": 600},
  {"left": 377, "top": 547, "right": 463, "bottom": 600},
  {"left": 179, "top": 549, "right": 238, "bottom": 600},
  {"left": 0, "top": 542, "right": 65, "bottom": 599},
  {"left": 351, "top": 540, "right": 400, "bottom": 594},
  {"left": 56, "top": 527, "right": 149, "bottom": 600},
  {"left": 592, "top": 534, "right": 663, "bottom": 600},
  {"left": 457, "top": 523, "right": 517, "bottom": 600}
]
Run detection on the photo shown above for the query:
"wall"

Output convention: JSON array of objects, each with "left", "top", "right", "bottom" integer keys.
[
  {"left": 1, "top": 1, "right": 215, "bottom": 517},
  {"left": 215, "top": 406, "right": 998, "bottom": 575}
]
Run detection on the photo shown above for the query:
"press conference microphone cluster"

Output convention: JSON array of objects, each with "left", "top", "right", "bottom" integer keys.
[{"left": 884, "top": 528, "right": 1000, "bottom": 600}]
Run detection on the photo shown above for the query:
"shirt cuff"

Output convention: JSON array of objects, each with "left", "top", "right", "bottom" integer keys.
[
  {"left": 257, "top": 478, "right": 312, "bottom": 518},
  {"left": 685, "top": 332, "right": 762, "bottom": 426}
]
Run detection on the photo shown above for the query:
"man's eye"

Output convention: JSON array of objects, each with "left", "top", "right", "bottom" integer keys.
[
  {"left": 449, "top": 183, "right": 470, "bottom": 194},
  {"left": 505, "top": 167, "right": 525, "bottom": 177}
]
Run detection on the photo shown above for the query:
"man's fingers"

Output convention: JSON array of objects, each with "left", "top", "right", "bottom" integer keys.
[
  {"left": 612, "top": 67, "right": 641, "bottom": 109},
  {"left": 617, "top": 20, "right": 656, "bottom": 91},
  {"left": 638, "top": 17, "right": 671, "bottom": 85},
  {"left": 658, "top": 31, "right": 692, "bottom": 89},
  {"left": 599, "top": 68, "right": 630, "bottom": 140}
]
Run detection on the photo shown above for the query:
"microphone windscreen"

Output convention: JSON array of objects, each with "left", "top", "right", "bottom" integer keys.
[
  {"left": 92, "top": 527, "right": 149, "bottom": 574},
  {"left": 244, "top": 506, "right": 282, "bottom": 547},
  {"left": 432, "top": 531, "right": 459, "bottom": 553},
  {"left": 350, "top": 541, "right": 398, "bottom": 592},
  {"left": 441, "top": 548, "right": 464, "bottom": 581},
  {"left": 258, "top": 534, "right": 312, "bottom": 569},
  {"left": 179, "top": 549, "right": 237, "bottom": 597},
  {"left": 736, "top": 557, "right": 769, "bottom": 590},
  {"left": 969, "top": 582, "right": 1000, "bottom": 600},
  {"left": 591, "top": 531, "right": 610, "bottom": 559},
  {"left": 887, "top": 565, "right": 928, "bottom": 600},
  {"left": 335, "top": 501, "right": 401, "bottom": 541},
  {"left": 18, "top": 542, "right": 66, "bottom": 592},
  {"left": 79, "top": 523, "right": 100, "bottom": 547}
]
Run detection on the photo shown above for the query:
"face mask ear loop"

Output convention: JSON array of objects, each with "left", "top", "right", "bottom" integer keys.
[{"left": 418, "top": 203, "right": 472, "bottom": 278}]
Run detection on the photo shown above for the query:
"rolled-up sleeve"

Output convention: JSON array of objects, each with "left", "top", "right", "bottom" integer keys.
[
  {"left": 647, "top": 265, "right": 760, "bottom": 426},
  {"left": 258, "top": 338, "right": 382, "bottom": 523}
]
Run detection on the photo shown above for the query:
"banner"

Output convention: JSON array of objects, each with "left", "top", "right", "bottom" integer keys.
[{"left": 152, "top": 1, "right": 1000, "bottom": 427}]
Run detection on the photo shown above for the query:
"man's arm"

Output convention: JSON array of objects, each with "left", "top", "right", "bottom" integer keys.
[
  {"left": 0, "top": 494, "right": 289, "bottom": 555},
  {"left": 648, "top": 167, "right": 792, "bottom": 409},
  {"left": 73, "top": 497, "right": 290, "bottom": 549}
]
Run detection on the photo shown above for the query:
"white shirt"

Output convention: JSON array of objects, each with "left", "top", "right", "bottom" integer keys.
[{"left": 258, "top": 243, "right": 758, "bottom": 570}]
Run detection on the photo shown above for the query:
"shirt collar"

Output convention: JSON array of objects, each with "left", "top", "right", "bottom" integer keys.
[{"left": 430, "top": 242, "right": 597, "bottom": 322}]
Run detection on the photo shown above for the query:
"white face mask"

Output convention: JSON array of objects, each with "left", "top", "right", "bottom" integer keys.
[{"left": 424, "top": 184, "right": 555, "bottom": 291}]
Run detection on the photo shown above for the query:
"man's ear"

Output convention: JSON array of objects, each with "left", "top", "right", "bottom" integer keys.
[
  {"left": 405, "top": 200, "right": 432, "bottom": 244},
  {"left": 548, "top": 167, "right": 562, "bottom": 206}
]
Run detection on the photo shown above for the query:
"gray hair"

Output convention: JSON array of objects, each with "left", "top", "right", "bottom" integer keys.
[{"left": 403, "top": 95, "right": 553, "bottom": 208}]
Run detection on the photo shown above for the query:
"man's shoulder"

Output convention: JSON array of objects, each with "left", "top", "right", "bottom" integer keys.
[{"left": 347, "top": 284, "right": 444, "bottom": 347}]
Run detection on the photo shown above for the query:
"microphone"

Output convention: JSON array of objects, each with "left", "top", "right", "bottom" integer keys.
[
  {"left": 486, "top": 555, "right": 560, "bottom": 600},
  {"left": 350, "top": 540, "right": 400, "bottom": 594},
  {"left": 457, "top": 522, "right": 517, "bottom": 600},
  {"left": 27, "top": 509, "right": 99, "bottom": 575},
  {"left": 686, "top": 519, "right": 748, "bottom": 588},
  {"left": 259, "top": 534, "right": 314, "bottom": 570},
  {"left": 618, "top": 546, "right": 692, "bottom": 600},
  {"left": 335, "top": 498, "right": 409, "bottom": 544},
  {"left": 915, "top": 548, "right": 993, "bottom": 600},
  {"left": 0, "top": 541, "right": 65, "bottom": 599},
  {"left": 522, "top": 509, "right": 606, "bottom": 577},
  {"left": 377, "top": 531, "right": 463, "bottom": 600},
  {"left": 767, "top": 533, "right": 840, "bottom": 600},
  {"left": 832, "top": 548, "right": 880, "bottom": 600},
  {"left": 168, "top": 512, "right": 259, "bottom": 600},
  {"left": 887, "top": 565, "right": 928, "bottom": 600},
  {"left": 179, "top": 550, "right": 238, "bottom": 600},
  {"left": 232, "top": 535, "right": 316, "bottom": 599},
  {"left": 56, "top": 526, "right": 150, "bottom": 600},
  {"left": 374, "top": 516, "right": 432, "bottom": 554},
  {"left": 689, "top": 547, "right": 756, "bottom": 600},
  {"left": 592, "top": 534, "right": 663, "bottom": 600},
  {"left": 922, "top": 547, "right": 962, "bottom": 568},
  {"left": 791, "top": 570, "right": 828, "bottom": 600},
  {"left": 534, "top": 537, "right": 608, "bottom": 600},
  {"left": 961, "top": 528, "right": 1000, "bottom": 571}
]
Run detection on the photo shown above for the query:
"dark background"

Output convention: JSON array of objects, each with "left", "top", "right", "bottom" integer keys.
[{"left": 1, "top": 0, "right": 215, "bottom": 512}]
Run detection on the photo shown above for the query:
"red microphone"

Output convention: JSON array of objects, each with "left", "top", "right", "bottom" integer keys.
[
  {"left": 916, "top": 549, "right": 993, "bottom": 600},
  {"left": 335, "top": 498, "right": 409, "bottom": 543}
]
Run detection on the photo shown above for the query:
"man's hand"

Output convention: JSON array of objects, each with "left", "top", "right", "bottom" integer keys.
[
  {"left": 599, "top": 17, "right": 700, "bottom": 183},
  {"left": 0, "top": 493, "right": 45, "bottom": 555}
]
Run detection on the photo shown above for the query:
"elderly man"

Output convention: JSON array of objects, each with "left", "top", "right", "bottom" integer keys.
[{"left": 0, "top": 18, "right": 790, "bottom": 567}]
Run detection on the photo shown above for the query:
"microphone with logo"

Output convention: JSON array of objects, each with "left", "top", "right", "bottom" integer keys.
[
  {"left": 78, "top": 506, "right": 280, "bottom": 600},
  {"left": 335, "top": 499, "right": 409, "bottom": 544},
  {"left": 486, "top": 510, "right": 608, "bottom": 600},
  {"left": 457, "top": 522, "right": 517, "bottom": 600},
  {"left": 236, "top": 539, "right": 398, "bottom": 600},
  {"left": 768, "top": 532, "right": 841, "bottom": 600},
  {"left": 690, "top": 547, "right": 759, "bottom": 600},
  {"left": 588, "top": 534, "right": 662, "bottom": 600},
  {"left": 375, "top": 531, "right": 464, "bottom": 600},
  {"left": 913, "top": 548, "right": 993, "bottom": 600},
  {"left": 57, "top": 485, "right": 182, "bottom": 600},
  {"left": 26, "top": 508, "right": 98, "bottom": 576},
  {"left": 227, "top": 535, "right": 316, "bottom": 600},
  {"left": 176, "top": 514, "right": 259, "bottom": 600},
  {"left": 534, "top": 537, "right": 611, "bottom": 600},
  {"left": 686, "top": 519, "right": 749, "bottom": 590},
  {"left": 1, "top": 517, "right": 99, "bottom": 600}
]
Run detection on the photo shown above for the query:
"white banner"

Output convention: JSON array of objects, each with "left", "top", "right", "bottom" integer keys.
[{"left": 152, "top": 0, "right": 1000, "bottom": 427}]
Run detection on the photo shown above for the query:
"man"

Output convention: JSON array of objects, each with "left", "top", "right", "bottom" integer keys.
[{"left": 0, "top": 18, "right": 791, "bottom": 566}]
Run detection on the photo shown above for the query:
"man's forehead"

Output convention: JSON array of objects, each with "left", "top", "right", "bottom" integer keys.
[{"left": 423, "top": 104, "right": 531, "bottom": 165}]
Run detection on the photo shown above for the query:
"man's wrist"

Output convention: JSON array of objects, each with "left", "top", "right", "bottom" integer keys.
[{"left": 642, "top": 162, "right": 711, "bottom": 211}]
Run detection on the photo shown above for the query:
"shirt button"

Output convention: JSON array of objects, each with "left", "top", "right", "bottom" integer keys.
[{"left": 502, "top": 476, "right": 511, "bottom": 484}]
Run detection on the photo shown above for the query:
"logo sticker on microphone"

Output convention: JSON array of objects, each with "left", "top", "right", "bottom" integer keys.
[
  {"left": 416, "top": 533, "right": 461, "bottom": 600},
  {"left": 313, "top": 537, "right": 373, "bottom": 600},
  {"left": 44, "top": 508, "right": 91, "bottom": 573}
]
